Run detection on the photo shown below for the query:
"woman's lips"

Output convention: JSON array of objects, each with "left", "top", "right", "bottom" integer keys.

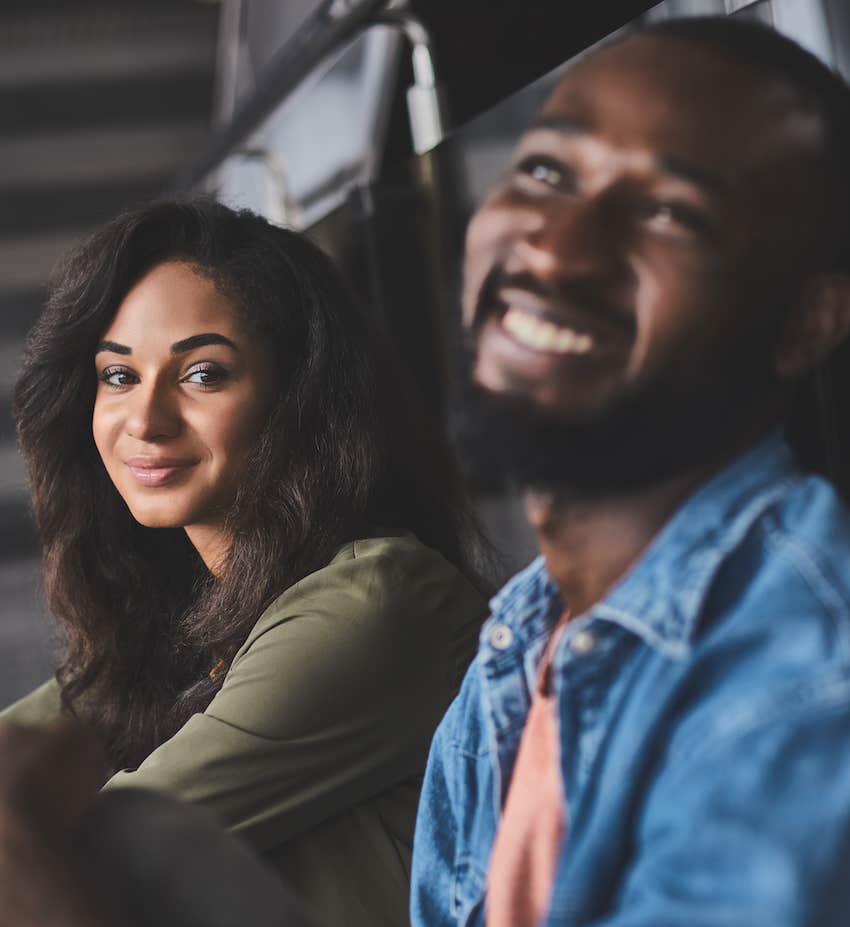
[{"left": 124, "top": 458, "right": 196, "bottom": 487}]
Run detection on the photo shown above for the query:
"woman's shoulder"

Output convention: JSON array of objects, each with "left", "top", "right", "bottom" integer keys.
[
  {"left": 0, "top": 677, "right": 63, "bottom": 726},
  {"left": 278, "top": 531, "right": 475, "bottom": 606},
  {"left": 335, "top": 531, "right": 459, "bottom": 579},
  {"left": 242, "top": 532, "right": 486, "bottom": 654}
]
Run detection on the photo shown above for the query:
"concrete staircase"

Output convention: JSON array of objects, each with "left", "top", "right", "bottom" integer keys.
[{"left": 0, "top": 0, "right": 219, "bottom": 705}]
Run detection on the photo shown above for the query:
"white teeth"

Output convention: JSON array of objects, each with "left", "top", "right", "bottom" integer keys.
[{"left": 502, "top": 307, "right": 594, "bottom": 354}]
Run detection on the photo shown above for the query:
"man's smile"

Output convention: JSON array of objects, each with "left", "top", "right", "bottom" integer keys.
[
  {"left": 470, "top": 271, "right": 636, "bottom": 398},
  {"left": 493, "top": 283, "right": 634, "bottom": 355},
  {"left": 501, "top": 307, "right": 595, "bottom": 355}
]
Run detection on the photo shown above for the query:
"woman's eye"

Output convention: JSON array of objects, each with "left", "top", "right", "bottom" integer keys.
[
  {"left": 99, "top": 367, "right": 137, "bottom": 387},
  {"left": 183, "top": 363, "right": 229, "bottom": 387}
]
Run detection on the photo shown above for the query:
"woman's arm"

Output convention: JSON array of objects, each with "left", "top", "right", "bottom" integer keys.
[{"left": 104, "top": 538, "right": 483, "bottom": 850}]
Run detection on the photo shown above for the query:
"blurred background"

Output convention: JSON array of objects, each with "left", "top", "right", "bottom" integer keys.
[{"left": 2, "top": 0, "right": 849, "bottom": 705}]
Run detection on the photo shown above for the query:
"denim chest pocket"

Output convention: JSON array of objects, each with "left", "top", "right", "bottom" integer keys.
[{"left": 452, "top": 855, "right": 487, "bottom": 926}]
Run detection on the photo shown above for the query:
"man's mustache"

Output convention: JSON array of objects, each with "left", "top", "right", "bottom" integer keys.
[{"left": 476, "top": 268, "right": 635, "bottom": 336}]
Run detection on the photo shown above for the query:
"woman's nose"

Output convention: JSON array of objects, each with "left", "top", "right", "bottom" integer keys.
[{"left": 125, "top": 381, "right": 180, "bottom": 441}]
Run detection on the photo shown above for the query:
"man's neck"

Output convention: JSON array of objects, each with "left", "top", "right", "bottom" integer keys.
[{"left": 528, "top": 429, "right": 774, "bottom": 617}]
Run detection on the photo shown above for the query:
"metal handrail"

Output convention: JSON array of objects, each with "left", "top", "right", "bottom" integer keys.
[
  {"left": 172, "top": 0, "right": 392, "bottom": 192},
  {"left": 375, "top": 5, "right": 445, "bottom": 154}
]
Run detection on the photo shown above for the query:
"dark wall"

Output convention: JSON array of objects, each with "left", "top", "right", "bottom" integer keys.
[{"left": 412, "top": 0, "right": 658, "bottom": 124}]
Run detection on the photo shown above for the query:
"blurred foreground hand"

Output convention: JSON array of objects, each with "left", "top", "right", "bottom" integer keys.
[
  {"left": 0, "top": 720, "right": 313, "bottom": 927},
  {"left": 0, "top": 720, "right": 113, "bottom": 927}
]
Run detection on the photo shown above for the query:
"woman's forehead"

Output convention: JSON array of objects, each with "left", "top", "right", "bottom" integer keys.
[{"left": 103, "top": 262, "right": 243, "bottom": 343}]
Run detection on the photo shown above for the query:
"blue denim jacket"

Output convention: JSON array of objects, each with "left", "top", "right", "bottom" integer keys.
[{"left": 412, "top": 434, "right": 850, "bottom": 926}]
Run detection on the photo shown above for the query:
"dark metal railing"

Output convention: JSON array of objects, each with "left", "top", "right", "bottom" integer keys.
[
  {"left": 172, "top": 0, "right": 446, "bottom": 193},
  {"left": 173, "top": 0, "right": 390, "bottom": 191}
]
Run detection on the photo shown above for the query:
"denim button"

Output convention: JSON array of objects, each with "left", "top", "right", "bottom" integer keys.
[
  {"left": 570, "top": 629, "right": 596, "bottom": 656},
  {"left": 489, "top": 624, "right": 513, "bottom": 650}
]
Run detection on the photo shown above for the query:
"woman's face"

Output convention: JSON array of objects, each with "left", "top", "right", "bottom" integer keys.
[{"left": 92, "top": 261, "right": 276, "bottom": 559}]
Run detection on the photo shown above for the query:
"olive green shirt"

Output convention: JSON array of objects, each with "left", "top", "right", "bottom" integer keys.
[{"left": 1, "top": 534, "right": 486, "bottom": 927}]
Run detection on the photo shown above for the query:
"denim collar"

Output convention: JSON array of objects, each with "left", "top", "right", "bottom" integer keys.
[{"left": 488, "top": 431, "right": 799, "bottom": 661}]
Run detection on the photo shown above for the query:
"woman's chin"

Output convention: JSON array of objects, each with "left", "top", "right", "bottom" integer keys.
[
  {"left": 125, "top": 503, "right": 189, "bottom": 530},
  {"left": 131, "top": 515, "right": 186, "bottom": 530}
]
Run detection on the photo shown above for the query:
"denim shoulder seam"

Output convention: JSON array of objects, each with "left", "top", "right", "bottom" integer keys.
[
  {"left": 668, "top": 668, "right": 850, "bottom": 783},
  {"left": 762, "top": 519, "right": 850, "bottom": 662}
]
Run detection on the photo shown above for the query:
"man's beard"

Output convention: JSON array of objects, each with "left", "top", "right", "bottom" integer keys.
[{"left": 451, "top": 342, "right": 777, "bottom": 497}]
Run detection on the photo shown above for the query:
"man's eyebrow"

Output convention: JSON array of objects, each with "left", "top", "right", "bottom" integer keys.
[
  {"left": 170, "top": 333, "right": 239, "bottom": 354},
  {"left": 528, "top": 114, "right": 729, "bottom": 196},
  {"left": 95, "top": 341, "right": 131, "bottom": 355},
  {"left": 657, "top": 154, "right": 729, "bottom": 195},
  {"left": 529, "top": 114, "right": 591, "bottom": 135}
]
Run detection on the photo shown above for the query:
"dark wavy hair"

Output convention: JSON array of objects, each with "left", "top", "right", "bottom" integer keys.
[
  {"left": 14, "top": 199, "right": 483, "bottom": 769},
  {"left": 638, "top": 17, "right": 850, "bottom": 496}
]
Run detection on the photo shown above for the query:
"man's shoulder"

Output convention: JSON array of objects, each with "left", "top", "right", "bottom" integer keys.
[
  {"left": 596, "top": 451, "right": 850, "bottom": 671},
  {"left": 707, "top": 472, "right": 850, "bottom": 652},
  {"left": 668, "top": 474, "right": 850, "bottom": 753},
  {"left": 758, "top": 471, "right": 850, "bottom": 589}
]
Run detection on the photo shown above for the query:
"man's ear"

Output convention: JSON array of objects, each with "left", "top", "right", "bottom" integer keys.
[{"left": 774, "top": 273, "right": 850, "bottom": 380}]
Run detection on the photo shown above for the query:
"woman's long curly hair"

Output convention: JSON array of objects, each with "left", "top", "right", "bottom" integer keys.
[{"left": 14, "top": 199, "right": 482, "bottom": 770}]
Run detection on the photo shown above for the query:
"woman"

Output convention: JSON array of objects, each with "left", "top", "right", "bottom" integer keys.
[{"left": 3, "top": 199, "right": 487, "bottom": 926}]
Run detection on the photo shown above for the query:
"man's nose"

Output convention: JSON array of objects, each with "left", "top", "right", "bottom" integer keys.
[
  {"left": 126, "top": 380, "right": 180, "bottom": 441},
  {"left": 510, "top": 197, "right": 620, "bottom": 285}
]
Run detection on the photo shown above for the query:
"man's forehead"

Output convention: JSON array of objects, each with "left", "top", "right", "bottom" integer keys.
[
  {"left": 525, "top": 34, "right": 825, "bottom": 182},
  {"left": 550, "top": 33, "right": 754, "bottom": 100},
  {"left": 547, "top": 36, "right": 747, "bottom": 116}
]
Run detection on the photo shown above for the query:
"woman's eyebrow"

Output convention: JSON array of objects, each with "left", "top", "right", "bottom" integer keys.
[
  {"left": 171, "top": 333, "right": 239, "bottom": 354},
  {"left": 95, "top": 333, "right": 239, "bottom": 357},
  {"left": 95, "top": 341, "right": 131, "bottom": 355}
]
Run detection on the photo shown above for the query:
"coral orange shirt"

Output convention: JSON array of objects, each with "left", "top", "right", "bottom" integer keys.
[{"left": 485, "top": 620, "right": 568, "bottom": 927}]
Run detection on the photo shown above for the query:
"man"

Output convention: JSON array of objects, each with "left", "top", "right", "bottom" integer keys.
[{"left": 411, "top": 16, "right": 850, "bottom": 927}]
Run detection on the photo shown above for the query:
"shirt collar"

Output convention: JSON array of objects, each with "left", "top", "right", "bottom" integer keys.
[{"left": 489, "top": 431, "right": 799, "bottom": 660}]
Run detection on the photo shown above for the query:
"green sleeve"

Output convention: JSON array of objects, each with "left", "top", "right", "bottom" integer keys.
[
  {"left": 103, "top": 535, "right": 484, "bottom": 852},
  {"left": 0, "top": 678, "right": 64, "bottom": 726}
]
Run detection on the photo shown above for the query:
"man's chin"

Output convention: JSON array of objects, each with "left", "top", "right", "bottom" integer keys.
[
  {"left": 452, "top": 381, "right": 703, "bottom": 497},
  {"left": 455, "top": 384, "right": 604, "bottom": 492}
]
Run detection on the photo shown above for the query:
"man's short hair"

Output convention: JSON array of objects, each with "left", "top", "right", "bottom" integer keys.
[{"left": 640, "top": 16, "right": 850, "bottom": 274}]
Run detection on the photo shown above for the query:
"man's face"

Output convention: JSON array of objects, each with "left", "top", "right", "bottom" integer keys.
[{"left": 461, "top": 35, "right": 827, "bottom": 489}]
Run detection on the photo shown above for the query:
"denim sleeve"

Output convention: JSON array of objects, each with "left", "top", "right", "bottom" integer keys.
[
  {"left": 588, "top": 669, "right": 850, "bottom": 927},
  {"left": 411, "top": 702, "right": 461, "bottom": 927}
]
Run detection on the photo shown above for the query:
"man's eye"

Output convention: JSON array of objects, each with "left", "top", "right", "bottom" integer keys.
[
  {"left": 515, "top": 156, "right": 571, "bottom": 190},
  {"left": 98, "top": 367, "right": 137, "bottom": 387},
  {"left": 183, "top": 363, "right": 228, "bottom": 387},
  {"left": 638, "top": 200, "right": 709, "bottom": 233}
]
